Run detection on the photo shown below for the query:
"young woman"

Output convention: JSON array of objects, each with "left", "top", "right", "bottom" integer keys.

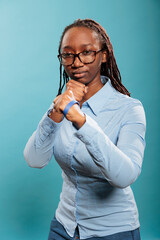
[{"left": 24, "top": 19, "right": 146, "bottom": 240}]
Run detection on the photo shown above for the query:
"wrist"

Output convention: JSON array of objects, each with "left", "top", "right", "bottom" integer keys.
[
  {"left": 72, "top": 112, "right": 86, "bottom": 130},
  {"left": 48, "top": 108, "right": 64, "bottom": 123},
  {"left": 63, "top": 100, "right": 79, "bottom": 117},
  {"left": 63, "top": 100, "right": 86, "bottom": 129}
]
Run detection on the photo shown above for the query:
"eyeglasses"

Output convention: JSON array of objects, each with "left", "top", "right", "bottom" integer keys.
[{"left": 57, "top": 49, "right": 104, "bottom": 66}]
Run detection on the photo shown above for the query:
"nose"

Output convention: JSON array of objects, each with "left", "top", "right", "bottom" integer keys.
[{"left": 72, "top": 55, "right": 84, "bottom": 67}]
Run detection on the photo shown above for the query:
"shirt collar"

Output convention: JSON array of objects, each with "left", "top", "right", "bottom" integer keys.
[{"left": 83, "top": 76, "right": 114, "bottom": 116}]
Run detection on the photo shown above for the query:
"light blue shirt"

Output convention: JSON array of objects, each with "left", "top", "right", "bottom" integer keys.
[{"left": 24, "top": 76, "right": 146, "bottom": 239}]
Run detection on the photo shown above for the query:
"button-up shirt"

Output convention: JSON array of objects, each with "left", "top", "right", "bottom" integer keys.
[{"left": 24, "top": 76, "right": 146, "bottom": 239}]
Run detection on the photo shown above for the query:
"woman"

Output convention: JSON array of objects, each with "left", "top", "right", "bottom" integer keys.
[{"left": 24, "top": 19, "right": 146, "bottom": 240}]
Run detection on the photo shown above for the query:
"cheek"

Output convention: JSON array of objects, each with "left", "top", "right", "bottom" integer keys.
[
  {"left": 63, "top": 67, "right": 71, "bottom": 76},
  {"left": 89, "top": 59, "right": 102, "bottom": 74},
  {"left": 63, "top": 58, "right": 102, "bottom": 78}
]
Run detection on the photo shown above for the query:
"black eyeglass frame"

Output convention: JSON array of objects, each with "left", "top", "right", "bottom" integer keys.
[{"left": 57, "top": 48, "right": 104, "bottom": 66}]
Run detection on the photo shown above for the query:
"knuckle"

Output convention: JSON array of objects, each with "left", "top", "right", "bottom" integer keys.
[{"left": 69, "top": 90, "right": 73, "bottom": 95}]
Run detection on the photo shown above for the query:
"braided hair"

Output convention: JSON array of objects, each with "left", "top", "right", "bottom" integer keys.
[{"left": 57, "top": 19, "right": 130, "bottom": 96}]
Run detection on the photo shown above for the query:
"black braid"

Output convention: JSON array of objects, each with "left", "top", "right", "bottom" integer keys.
[{"left": 57, "top": 18, "right": 130, "bottom": 96}]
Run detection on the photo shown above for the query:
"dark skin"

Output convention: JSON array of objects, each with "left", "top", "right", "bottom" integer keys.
[{"left": 49, "top": 27, "right": 107, "bottom": 129}]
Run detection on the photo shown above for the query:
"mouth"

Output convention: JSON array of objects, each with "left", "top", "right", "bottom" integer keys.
[{"left": 72, "top": 71, "right": 87, "bottom": 79}]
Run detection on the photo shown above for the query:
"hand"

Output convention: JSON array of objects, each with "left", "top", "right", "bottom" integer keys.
[
  {"left": 65, "top": 79, "right": 88, "bottom": 102},
  {"left": 48, "top": 90, "right": 74, "bottom": 123},
  {"left": 53, "top": 89, "right": 75, "bottom": 114},
  {"left": 53, "top": 89, "right": 86, "bottom": 129},
  {"left": 52, "top": 79, "right": 87, "bottom": 114},
  {"left": 49, "top": 80, "right": 87, "bottom": 125}
]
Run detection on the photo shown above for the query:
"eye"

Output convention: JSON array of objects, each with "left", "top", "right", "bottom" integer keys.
[
  {"left": 81, "top": 50, "right": 93, "bottom": 56},
  {"left": 62, "top": 53, "right": 74, "bottom": 58}
]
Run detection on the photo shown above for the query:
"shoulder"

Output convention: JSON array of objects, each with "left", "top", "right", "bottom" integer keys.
[
  {"left": 115, "top": 91, "right": 146, "bottom": 126},
  {"left": 104, "top": 82, "right": 146, "bottom": 125}
]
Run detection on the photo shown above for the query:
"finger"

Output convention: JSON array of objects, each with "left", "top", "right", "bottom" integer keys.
[
  {"left": 67, "top": 89, "right": 75, "bottom": 99},
  {"left": 67, "top": 85, "right": 85, "bottom": 95},
  {"left": 53, "top": 100, "right": 62, "bottom": 114},
  {"left": 68, "top": 90, "right": 84, "bottom": 101},
  {"left": 84, "top": 86, "right": 89, "bottom": 94},
  {"left": 68, "top": 79, "right": 85, "bottom": 87},
  {"left": 66, "top": 82, "right": 86, "bottom": 96},
  {"left": 67, "top": 80, "right": 86, "bottom": 91},
  {"left": 64, "top": 87, "right": 84, "bottom": 102},
  {"left": 53, "top": 95, "right": 61, "bottom": 104}
]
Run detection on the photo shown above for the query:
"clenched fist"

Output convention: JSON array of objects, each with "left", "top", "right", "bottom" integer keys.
[{"left": 66, "top": 79, "right": 88, "bottom": 103}]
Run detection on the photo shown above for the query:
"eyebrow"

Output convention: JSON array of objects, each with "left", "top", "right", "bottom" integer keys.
[{"left": 61, "top": 43, "right": 93, "bottom": 50}]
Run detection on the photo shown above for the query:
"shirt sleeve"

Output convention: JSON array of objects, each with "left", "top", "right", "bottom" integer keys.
[
  {"left": 24, "top": 104, "right": 63, "bottom": 168},
  {"left": 74, "top": 103, "right": 146, "bottom": 188}
]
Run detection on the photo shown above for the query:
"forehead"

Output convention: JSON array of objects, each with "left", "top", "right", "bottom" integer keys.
[{"left": 61, "top": 27, "right": 101, "bottom": 50}]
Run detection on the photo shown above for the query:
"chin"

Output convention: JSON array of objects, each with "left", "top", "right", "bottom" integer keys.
[
  {"left": 71, "top": 73, "right": 89, "bottom": 82},
  {"left": 74, "top": 78, "right": 90, "bottom": 85}
]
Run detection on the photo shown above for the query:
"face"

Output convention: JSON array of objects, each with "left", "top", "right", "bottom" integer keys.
[{"left": 60, "top": 27, "right": 107, "bottom": 85}]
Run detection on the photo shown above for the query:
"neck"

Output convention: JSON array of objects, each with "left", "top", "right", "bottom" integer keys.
[{"left": 80, "top": 76, "right": 104, "bottom": 105}]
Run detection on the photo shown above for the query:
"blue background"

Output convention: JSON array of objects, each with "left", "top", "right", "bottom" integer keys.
[{"left": 0, "top": 0, "right": 159, "bottom": 239}]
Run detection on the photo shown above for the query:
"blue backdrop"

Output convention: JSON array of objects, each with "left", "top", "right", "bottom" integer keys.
[{"left": 0, "top": 0, "right": 159, "bottom": 239}]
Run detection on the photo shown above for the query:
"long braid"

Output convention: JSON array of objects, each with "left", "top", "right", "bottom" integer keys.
[
  {"left": 57, "top": 64, "right": 69, "bottom": 96},
  {"left": 57, "top": 19, "right": 130, "bottom": 96}
]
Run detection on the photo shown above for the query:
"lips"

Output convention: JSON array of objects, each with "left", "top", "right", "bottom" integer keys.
[{"left": 72, "top": 71, "right": 87, "bottom": 79}]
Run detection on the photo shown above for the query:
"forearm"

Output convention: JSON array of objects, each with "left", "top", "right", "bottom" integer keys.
[
  {"left": 75, "top": 114, "right": 145, "bottom": 188},
  {"left": 24, "top": 110, "right": 62, "bottom": 168},
  {"left": 24, "top": 131, "right": 53, "bottom": 168},
  {"left": 81, "top": 129, "right": 141, "bottom": 188},
  {"left": 48, "top": 108, "right": 64, "bottom": 123}
]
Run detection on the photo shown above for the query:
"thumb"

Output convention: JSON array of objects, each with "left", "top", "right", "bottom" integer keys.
[
  {"left": 53, "top": 95, "right": 61, "bottom": 104},
  {"left": 84, "top": 86, "right": 89, "bottom": 94}
]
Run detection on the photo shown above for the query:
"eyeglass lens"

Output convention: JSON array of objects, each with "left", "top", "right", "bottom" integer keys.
[{"left": 60, "top": 51, "right": 96, "bottom": 66}]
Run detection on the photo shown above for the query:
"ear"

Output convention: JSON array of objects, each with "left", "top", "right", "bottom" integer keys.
[{"left": 102, "top": 50, "right": 107, "bottom": 63}]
